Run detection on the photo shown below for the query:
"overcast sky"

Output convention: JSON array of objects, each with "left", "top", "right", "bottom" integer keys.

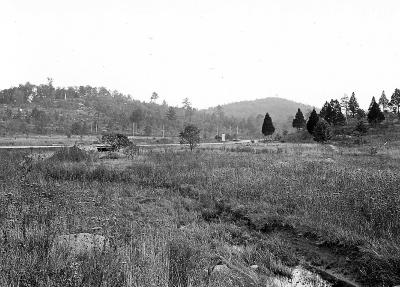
[{"left": 1, "top": 0, "right": 399, "bottom": 109}]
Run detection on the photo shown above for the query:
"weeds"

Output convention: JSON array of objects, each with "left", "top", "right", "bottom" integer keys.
[{"left": 1, "top": 142, "right": 400, "bottom": 286}]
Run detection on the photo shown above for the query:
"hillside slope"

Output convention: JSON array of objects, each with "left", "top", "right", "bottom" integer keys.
[{"left": 206, "top": 97, "right": 314, "bottom": 131}]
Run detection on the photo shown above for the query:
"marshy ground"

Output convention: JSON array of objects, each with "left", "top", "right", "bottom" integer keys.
[{"left": 0, "top": 141, "right": 399, "bottom": 286}]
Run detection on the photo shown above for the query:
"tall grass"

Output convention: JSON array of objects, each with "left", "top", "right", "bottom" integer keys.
[{"left": 1, "top": 143, "right": 400, "bottom": 286}]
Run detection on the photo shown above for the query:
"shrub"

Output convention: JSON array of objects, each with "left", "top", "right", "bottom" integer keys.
[
  {"left": 101, "top": 133, "right": 131, "bottom": 151},
  {"left": 354, "top": 120, "right": 368, "bottom": 138}
]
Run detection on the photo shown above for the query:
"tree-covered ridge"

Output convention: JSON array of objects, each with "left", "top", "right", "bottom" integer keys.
[{"left": 0, "top": 81, "right": 276, "bottom": 138}]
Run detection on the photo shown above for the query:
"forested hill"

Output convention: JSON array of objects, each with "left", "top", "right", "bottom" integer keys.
[
  {"left": 206, "top": 97, "right": 314, "bottom": 131},
  {"left": 0, "top": 81, "right": 311, "bottom": 138}
]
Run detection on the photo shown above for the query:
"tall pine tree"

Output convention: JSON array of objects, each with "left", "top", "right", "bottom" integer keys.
[
  {"left": 348, "top": 92, "right": 359, "bottom": 117},
  {"left": 262, "top": 113, "right": 275, "bottom": 136},
  {"left": 378, "top": 90, "right": 389, "bottom": 112},
  {"left": 390, "top": 88, "right": 400, "bottom": 114},
  {"left": 367, "top": 97, "right": 385, "bottom": 124},
  {"left": 306, "top": 108, "right": 319, "bottom": 134},
  {"left": 292, "top": 108, "right": 306, "bottom": 130}
]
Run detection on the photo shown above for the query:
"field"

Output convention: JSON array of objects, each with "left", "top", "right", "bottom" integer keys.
[{"left": 0, "top": 140, "right": 399, "bottom": 286}]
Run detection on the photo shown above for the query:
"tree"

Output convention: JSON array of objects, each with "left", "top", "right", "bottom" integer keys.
[
  {"left": 340, "top": 94, "right": 349, "bottom": 118},
  {"left": 306, "top": 108, "right": 319, "bottom": 134},
  {"left": 367, "top": 97, "right": 385, "bottom": 125},
  {"left": 182, "top": 98, "right": 193, "bottom": 122},
  {"left": 356, "top": 108, "right": 366, "bottom": 119},
  {"left": 313, "top": 119, "right": 331, "bottom": 142},
  {"left": 319, "top": 101, "right": 334, "bottom": 124},
  {"left": 379, "top": 90, "right": 389, "bottom": 112},
  {"left": 261, "top": 113, "right": 275, "bottom": 137},
  {"left": 166, "top": 107, "right": 177, "bottom": 121},
  {"left": 348, "top": 92, "right": 359, "bottom": 117},
  {"left": 129, "top": 107, "right": 144, "bottom": 136},
  {"left": 101, "top": 133, "right": 131, "bottom": 151},
  {"left": 390, "top": 88, "right": 400, "bottom": 114},
  {"left": 179, "top": 124, "right": 200, "bottom": 151},
  {"left": 150, "top": 92, "right": 159, "bottom": 103},
  {"left": 182, "top": 97, "right": 191, "bottom": 109},
  {"left": 292, "top": 108, "right": 306, "bottom": 130},
  {"left": 330, "top": 99, "right": 346, "bottom": 125}
]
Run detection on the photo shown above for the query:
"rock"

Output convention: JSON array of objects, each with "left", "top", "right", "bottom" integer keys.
[
  {"left": 213, "top": 264, "right": 230, "bottom": 273},
  {"left": 52, "top": 233, "right": 109, "bottom": 257},
  {"left": 250, "top": 265, "right": 259, "bottom": 270}
]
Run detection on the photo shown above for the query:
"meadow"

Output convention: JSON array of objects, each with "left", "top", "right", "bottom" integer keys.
[{"left": 0, "top": 141, "right": 399, "bottom": 286}]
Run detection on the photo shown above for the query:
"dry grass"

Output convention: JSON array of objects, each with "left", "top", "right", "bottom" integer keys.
[{"left": 1, "top": 140, "right": 400, "bottom": 286}]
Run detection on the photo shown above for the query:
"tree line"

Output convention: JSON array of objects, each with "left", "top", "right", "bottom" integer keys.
[
  {"left": 289, "top": 89, "right": 400, "bottom": 142},
  {"left": 0, "top": 80, "right": 268, "bottom": 138}
]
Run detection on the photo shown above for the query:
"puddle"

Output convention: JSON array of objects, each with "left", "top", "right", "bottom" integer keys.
[{"left": 271, "top": 267, "right": 331, "bottom": 287}]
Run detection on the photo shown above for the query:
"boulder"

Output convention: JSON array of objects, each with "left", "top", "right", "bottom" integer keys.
[{"left": 52, "top": 233, "right": 109, "bottom": 257}]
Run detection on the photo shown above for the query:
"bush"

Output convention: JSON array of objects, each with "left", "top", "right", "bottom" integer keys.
[{"left": 101, "top": 133, "right": 131, "bottom": 151}]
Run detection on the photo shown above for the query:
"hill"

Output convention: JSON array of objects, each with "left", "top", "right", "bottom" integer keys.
[
  {"left": 206, "top": 97, "right": 314, "bottom": 131},
  {"left": 2, "top": 81, "right": 289, "bottom": 138}
]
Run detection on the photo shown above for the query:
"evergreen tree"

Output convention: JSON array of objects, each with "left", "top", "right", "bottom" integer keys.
[
  {"left": 182, "top": 97, "right": 193, "bottom": 122},
  {"left": 369, "top": 96, "right": 377, "bottom": 110},
  {"left": 306, "top": 108, "right": 319, "bottom": 134},
  {"left": 319, "top": 101, "right": 334, "bottom": 124},
  {"left": 330, "top": 99, "right": 346, "bottom": 125},
  {"left": 378, "top": 90, "right": 389, "bottom": 111},
  {"left": 390, "top": 88, "right": 400, "bottom": 114},
  {"left": 166, "top": 107, "right": 177, "bottom": 121},
  {"left": 348, "top": 92, "right": 359, "bottom": 117},
  {"left": 261, "top": 113, "right": 275, "bottom": 136},
  {"left": 292, "top": 108, "right": 306, "bottom": 130},
  {"left": 367, "top": 97, "right": 385, "bottom": 124},
  {"left": 313, "top": 119, "right": 331, "bottom": 142}
]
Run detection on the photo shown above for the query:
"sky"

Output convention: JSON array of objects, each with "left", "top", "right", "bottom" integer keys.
[{"left": 0, "top": 0, "right": 399, "bottom": 109}]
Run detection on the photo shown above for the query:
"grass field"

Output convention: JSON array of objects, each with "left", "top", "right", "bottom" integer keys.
[{"left": 0, "top": 140, "right": 399, "bottom": 286}]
